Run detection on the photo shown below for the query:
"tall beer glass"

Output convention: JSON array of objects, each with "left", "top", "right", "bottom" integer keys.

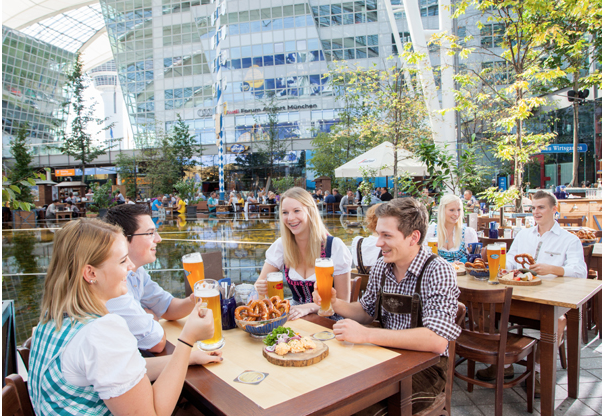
[
  {"left": 497, "top": 242, "right": 507, "bottom": 270},
  {"left": 267, "top": 272, "right": 284, "bottom": 299},
  {"left": 194, "top": 279, "right": 224, "bottom": 350},
  {"left": 315, "top": 258, "right": 334, "bottom": 316},
  {"left": 183, "top": 253, "right": 205, "bottom": 290},
  {"left": 486, "top": 244, "right": 500, "bottom": 285},
  {"left": 427, "top": 237, "right": 438, "bottom": 255}
]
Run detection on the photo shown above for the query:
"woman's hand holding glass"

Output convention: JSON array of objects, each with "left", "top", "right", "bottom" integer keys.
[
  {"left": 180, "top": 302, "right": 215, "bottom": 346},
  {"left": 289, "top": 303, "right": 319, "bottom": 320},
  {"left": 254, "top": 278, "right": 268, "bottom": 296},
  {"left": 312, "top": 287, "right": 338, "bottom": 312}
]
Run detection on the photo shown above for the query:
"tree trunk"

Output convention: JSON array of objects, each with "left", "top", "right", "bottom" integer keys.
[
  {"left": 570, "top": 77, "right": 580, "bottom": 187},
  {"left": 515, "top": 118, "right": 523, "bottom": 213}
]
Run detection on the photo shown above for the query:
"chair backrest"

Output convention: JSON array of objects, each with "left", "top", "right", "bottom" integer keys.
[
  {"left": 477, "top": 237, "right": 514, "bottom": 248},
  {"left": 350, "top": 276, "right": 362, "bottom": 302},
  {"left": 17, "top": 337, "right": 31, "bottom": 372},
  {"left": 458, "top": 287, "right": 513, "bottom": 357},
  {"left": 583, "top": 244, "right": 595, "bottom": 276},
  {"left": 3, "top": 374, "right": 34, "bottom": 416},
  {"left": 184, "top": 251, "right": 224, "bottom": 297},
  {"left": 558, "top": 217, "right": 584, "bottom": 227}
]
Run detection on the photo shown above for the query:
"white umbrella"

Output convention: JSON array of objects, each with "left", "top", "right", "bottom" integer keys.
[{"left": 334, "top": 141, "right": 427, "bottom": 177}]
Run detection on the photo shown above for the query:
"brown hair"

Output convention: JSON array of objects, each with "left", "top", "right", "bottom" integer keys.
[
  {"left": 375, "top": 198, "right": 429, "bottom": 244},
  {"left": 532, "top": 190, "right": 557, "bottom": 207},
  {"left": 364, "top": 204, "right": 379, "bottom": 233},
  {"left": 105, "top": 203, "right": 151, "bottom": 242},
  {"left": 39, "top": 219, "right": 124, "bottom": 330}
]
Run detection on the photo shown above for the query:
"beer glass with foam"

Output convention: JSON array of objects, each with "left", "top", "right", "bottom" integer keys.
[
  {"left": 315, "top": 258, "right": 334, "bottom": 316},
  {"left": 497, "top": 242, "right": 507, "bottom": 270},
  {"left": 194, "top": 279, "right": 224, "bottom": 350},
  {"left": 267, "top": 272, "right": 284, "bottom": 299},
  {"left": 427, "top": 237, "right": 438, "bottom": 255},
  {"left": 486, "top": 244, "right": 500, "bottom": 285},
  {"left": 183, "top": 253, "right": 205, "bottom": 290}
]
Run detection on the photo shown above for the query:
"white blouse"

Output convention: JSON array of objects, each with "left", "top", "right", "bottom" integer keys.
[
  {"left": 425, "top": 223, "right": 478, "bottom": 252},
  {"left": 265, "top": 237, "right": 352, "bottom": 281},
  {"left": 351, "top": 235, "right": 381, "bottom": 268},
  {"left": 61, "top": 314, "right": 147, "bottom": 400}
]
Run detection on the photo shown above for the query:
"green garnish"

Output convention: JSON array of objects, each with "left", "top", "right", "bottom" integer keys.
[{"left": 263, "top": 326, "right": 296, "bottom": 346}]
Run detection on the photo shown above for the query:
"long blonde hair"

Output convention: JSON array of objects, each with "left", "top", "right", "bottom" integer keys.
[
  {"left": 39, "top": 219, "right": 124, "bottom": 331},
  {"left": 437, "top": 194, "right": 463, "bottom": 249},
  {"left": 279, "top": 187, "right": 328, "bottom": 269}
]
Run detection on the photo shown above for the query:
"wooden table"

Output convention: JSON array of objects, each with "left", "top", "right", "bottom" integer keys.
[
  {"left": 258, "top": 204, "right": 277, "bottom": 213},
  {"left": 56, "top": 211, "right": 72, "bottom": 221},
  {"left": 457, "top": 275, "right": 602, "bottom": 416},
  {"left": 346, "top": 205, "right": 360, "bottom": 214},
  {"left": 163, "top": 314, "right": 439, "bottom": 416}
]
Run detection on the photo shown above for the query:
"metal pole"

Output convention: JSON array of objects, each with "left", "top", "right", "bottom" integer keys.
[{"left": 212, "top": 0, "right": 227, "bottom": 201}]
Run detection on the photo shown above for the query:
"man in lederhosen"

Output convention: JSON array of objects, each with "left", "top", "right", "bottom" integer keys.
[{"left": 314, "top": 198, "right": 460, "bottom": 413}]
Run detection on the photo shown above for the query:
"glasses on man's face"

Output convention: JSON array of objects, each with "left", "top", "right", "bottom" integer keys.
[{"left": 128, "top": 230, "right": 159, "bottom": 240}]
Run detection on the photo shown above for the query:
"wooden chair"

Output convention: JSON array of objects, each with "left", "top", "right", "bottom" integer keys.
[
  {"left": 350, "top": 276, "right": 362, "bottom": 302},
  {"left": 184, "top": 251, "right": 224, "bottom": 297},
  {"left": 455, "top": 287, "right": 537, "bottom": 416},
  {"left": 325, "top": 203, "right": 339, "bottom": 214},
  {"left": 3, "top": 374, "right": 34, "bottom": 416},
  {"left": 17, "top": 338, "right": 31, "bottom": 372},
  {"left": 582, "top": 245, "right": 601, "bottom": 341},
  {"left": 415, "top": 302, "right": 466, "bottom": 416},
  {"left": 557, "top": 217, "right": 584, "bottom": 227}
]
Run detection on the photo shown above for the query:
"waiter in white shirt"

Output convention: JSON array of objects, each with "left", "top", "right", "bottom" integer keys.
[
  {"left": 478, "top": 190, "right": 587, "bottom": 394},
  {"left": 506, "top": 190, "right": 586, "bottom": 279}
]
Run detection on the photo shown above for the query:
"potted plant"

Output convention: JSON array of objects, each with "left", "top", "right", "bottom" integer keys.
[
  {"left": 86, "top": 204, "right": 99, "bottom": 218},
  {"left": 90, "top": 182, "right": 116, "bottom": 218},
  {"left": 174, "top": 178, "right": 201, "bottom": 217}
]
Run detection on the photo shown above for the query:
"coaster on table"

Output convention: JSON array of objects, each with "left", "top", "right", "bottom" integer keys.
[
  {"left": 312, "top": 331, "right": 335, "bottom": 341},
  {"left": 234, "top": 370, "right": 269, "bottom": 385}
]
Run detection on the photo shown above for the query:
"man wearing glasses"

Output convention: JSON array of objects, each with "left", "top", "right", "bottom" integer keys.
[{"left": 105, "top": 204, "right": 195, "bottom": 352}]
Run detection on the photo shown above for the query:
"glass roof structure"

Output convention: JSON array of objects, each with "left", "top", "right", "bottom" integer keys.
[{"left": 20, "top": 4, "right": 106, "bottom": 53}]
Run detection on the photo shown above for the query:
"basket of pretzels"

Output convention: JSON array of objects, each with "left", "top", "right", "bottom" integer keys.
[
  {"left": 464, "top": 258, "right": 490, "bottom": 279},
  {"left": 567, "top": 228, "right": 598, "bottom": 244},
  {"left": 235, "top": 296, "right": 290, "bottom": 338}
]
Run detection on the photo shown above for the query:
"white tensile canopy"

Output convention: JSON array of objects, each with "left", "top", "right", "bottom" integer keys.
[{"left": 334, "top": 141, "right": 427, "bottom": 178}]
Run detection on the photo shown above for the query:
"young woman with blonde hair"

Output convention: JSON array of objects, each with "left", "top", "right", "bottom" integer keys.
[
  {"left": 255, "top": 187, "right": 352, "bottom": 320},
  {"left": 424, "top": 194, "right": 478, "bottom": 263},
  {"left": 28, "top": 219, "right": 221, "bottom": 416}
]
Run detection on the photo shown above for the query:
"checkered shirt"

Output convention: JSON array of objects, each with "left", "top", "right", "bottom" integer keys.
[{"left": 359, "top": 246, "right": 461, "bottom": 353}]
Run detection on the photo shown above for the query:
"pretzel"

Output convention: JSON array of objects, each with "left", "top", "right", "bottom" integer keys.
[
  {"left": 514, "top": 253, "right": 535, "bottom": 269},
  {"left": 235, "top": 306, "right": 259, "bottom": 321},
  {"left": 465, "top": 258, "right": 487, "bottom": 270},
  {"left": 275, "top": 299, "right": 290, "bottom": 315}
]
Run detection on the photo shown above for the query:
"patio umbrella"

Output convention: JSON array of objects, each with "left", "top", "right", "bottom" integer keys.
[{"left": 334, "top": 141, "right": 427, "bottom": 177}]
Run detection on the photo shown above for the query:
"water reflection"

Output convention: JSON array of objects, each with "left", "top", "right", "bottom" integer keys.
[{"left": 2, "top": 212, "right": 369, "bottom": 343}]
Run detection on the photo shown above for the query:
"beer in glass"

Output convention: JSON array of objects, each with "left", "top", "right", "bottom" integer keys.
[
  {"left": 183, "top": 253, "right": 205, "bottom": 290},
  {"left": 267, "top": 272, "right": 284, "bottom": 299},
  {"left": 486, "top": 244, "right": 500, "bottom": 285},
  {"left": 497, "top": 242, "right": 507, "bottom": 270},
  {"left": 427, "top": 237, "right": 438, "bottom": 255},
  {"left": 315, "top": 258, "right": 334, "bottom": 316},
  {"left": 194, "top": 279, "right": 224, "bottom": 350}
]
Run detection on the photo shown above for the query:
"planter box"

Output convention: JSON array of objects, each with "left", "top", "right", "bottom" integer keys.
[
  {"left": 12, "top": 210, "right": 36, "bottom": 229},
  {"left": 186, "top": 205, "right": 198, "bottom": 217},
  {"left": 86, "top": 212, "right": 99, "bottom": 218},
  {"left": 98, "top": 208, "right": 108, "bottom": 218}
]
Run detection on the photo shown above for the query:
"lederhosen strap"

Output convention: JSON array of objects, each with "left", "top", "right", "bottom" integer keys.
[
  {"left": 356, "top": 237, "right": 383, "bottom": 275},
  {"left": 373, "top": 254, "right": 438, "bottom": 328}
]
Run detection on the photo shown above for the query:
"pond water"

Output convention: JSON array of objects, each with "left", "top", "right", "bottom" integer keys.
[{"left": 2, "top": 212, "right": 369, "bottom": 343}]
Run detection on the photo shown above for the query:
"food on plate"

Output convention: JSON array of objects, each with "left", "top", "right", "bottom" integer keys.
[
  {"left": 235, "top": 296, "right": 290, "bottom": 322},
  {"left": 499, "top": 269, "right": 535, "bottom": 282},
  {"left": 514, "top": 253, "right": 535, "bottom": 269},
  {"left": 264, "top": 327, "right": 317, "bottom": 354},
  {"left": 465, "top": 258, "right": 487, "bottom": 270},
  {"left": 452, "top": 261, "right": 464, "bottom": 270}
]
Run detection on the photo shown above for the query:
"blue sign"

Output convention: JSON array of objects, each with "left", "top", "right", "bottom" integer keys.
[
  {"left": 498, "top": 176, "right": 507, "bottom": 191},
  {"left": 541, "top": 144, "right": 587, "bottom": 153},
  {"left": 230, "top": 144, "right": 246, "bottom": 154}
]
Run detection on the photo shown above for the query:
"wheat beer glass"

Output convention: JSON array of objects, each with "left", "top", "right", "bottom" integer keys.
[
  {"left": 497, "top": 242, "right": 507, "bottom": 270},
  {"left": 183, "top": 253, "right": 205, "bottom": 290},
  {"left": 315, "top": 258, "right": 334, "bottom": 316},
  {"left": 267, "top": 272, "right": 284, "bottom": 299},
  {"left": 487, "top": 244, "right": 500, "bottom": 285},
  {"left": 427, "top": 237, "right": 438, "bottom": 255},
  {"left": 194, "top": 280, "right": 224, "bottom": 350}
]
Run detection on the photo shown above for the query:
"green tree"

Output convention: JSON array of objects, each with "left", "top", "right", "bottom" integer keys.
[
  {"left": 60, "top": 53, "right": 114, "bottom": 185},
  {"left": 542, "top": 0, "right": 602, "bottom": 186},
  {"left": 8, "top": 123, "right": 34, "bottom": 204},
  {"left": 171, "top": 114, "right": 203, "bottom": 176},
  {"left": 115, "top": 153, "right": 138, "bottom": 198},
  {"left": 252, "top": 97, "right": 288, "bottom": 191}
]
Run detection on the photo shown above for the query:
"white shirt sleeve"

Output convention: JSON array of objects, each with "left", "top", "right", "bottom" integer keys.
[
  {"left": 265, "top": 238, "right": 284, "bottom": 270},
  {"left": 561, "top": 234, "right": 588, "bottom": 279},
  {"left": 61, "top": 315, "right": 147, "bottom": 400},
  {"left": 331, "top": 237, "right": 352, "bottom": 275}
]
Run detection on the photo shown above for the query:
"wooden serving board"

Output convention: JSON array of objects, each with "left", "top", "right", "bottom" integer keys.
[
  {"left": 263, "top": 340, "right": 328, "bottom": 367},
  {"left": 454, "top": 265, "right": 466, "bottom": 276},
  {"left": 499, "top": 277, "right": 542, "bottom": 286}
]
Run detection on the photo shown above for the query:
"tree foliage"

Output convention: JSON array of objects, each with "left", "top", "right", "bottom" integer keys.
[
  {"left": 116, "top": 153, "right": 137, "bottom": 198},
  {"left": 8, "top": 123, "right": 34, "bottom": 204},
  {"left": 60, "top": 53, "right": 114, "bottom": 185}
]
